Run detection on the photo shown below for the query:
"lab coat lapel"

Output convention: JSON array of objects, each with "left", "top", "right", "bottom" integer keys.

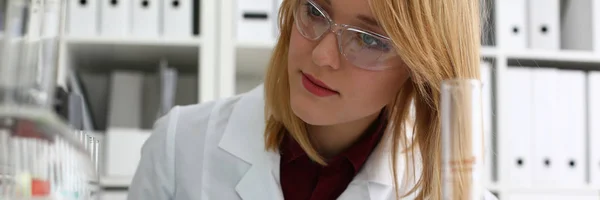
[
  {"left": 217, "top": 85, "right": 284, "bottom": 200},
  {"left": 338, "top": 132, "right": 395, "bottom": 200},
  {"left": 339, "top": 127, "right": 421, "bottom": 200},
  {"left": 234, "top": 151, "right": 283, "bottom": 200}
]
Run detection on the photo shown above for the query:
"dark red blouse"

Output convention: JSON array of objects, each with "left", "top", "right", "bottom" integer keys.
[{"left": 279, "top": 116, "right": 387, "bottom": 200}]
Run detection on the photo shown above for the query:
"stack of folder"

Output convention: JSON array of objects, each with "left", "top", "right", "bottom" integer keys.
[{"left": 67, "top": 0, "right": 200, "bottom": 38}]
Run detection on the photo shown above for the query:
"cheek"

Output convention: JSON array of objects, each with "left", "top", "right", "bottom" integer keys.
[
  {"left": 347, "top": 68, "right": 409, "bottom": 106},
  {"left": 288, "top": 25, "right": 313, "bottom": 70}
]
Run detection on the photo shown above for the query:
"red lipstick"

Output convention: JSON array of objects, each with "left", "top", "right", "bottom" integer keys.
[{"left": 301, "top": 72, "right": 338, "bottom": 97}]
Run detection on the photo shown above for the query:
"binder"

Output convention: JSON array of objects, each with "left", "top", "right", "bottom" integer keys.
[
  {"left": 530, "top": 68, "right": 559, "bottom": 186},
  {"left": 42, "top": 0, "right": 61, "bottom": 37},
  {"left": 236, "top": 0, "right": 275, "bottom": 43},
  {"left": 590, "top": 72, "right": 600, "bottom": 186},
  {"left": 132, "top": 0, "right": 159, "bottom": 38},
  {"left": 79, "top": 72, "right": 110, "bottom": 130},
  {"left": 192, "top": 0, "right": 200, "bottom": 36},
  {"left": 107, "top": 71, "right": 143, "bottom": 129},
  {"left": 503, "top": 67, "right": 533, "bottom": 187},
  {"left": 67, "top": 0, "right": 98, "bottom": 36},
  {"left": 28, "top": 0, "right": 42, "bottom": 37},
  {"left": 273, "top": 0, "right": 283, "bottom": 37},
  {"left": 67, "top": 69, "right": 95, "bottom": 131},
  {"left": 480, "top": 61, "right": 493, "bottom": 183},
  {"left": 0, "top": 0, "right": 4, "bottom": 32},
  {"left": 158, "top": 63, "right": 178, "bottom": 117},
  {"left": 560, "top": 0, "right": 593, "bottom": 51},
  {"left": 528, "top": 0, "right": 560, "bottom": 50},
  {"left": 100, "top": 0, "right": 131, "bottom": 37},
  {"left": 496, "top": 0, "right": 528, "bottom": 49},
  {"left": 142, "top": 73, "right": 160, "bottom": 130},
  {"left": 175, "top": 73, "right": 198, "bottom": 106},
  {"left": 162, "top": 0, "right": 193, "bottom": 37},
  {"left": 594, "top": 0, "right": 600, "bottom": 52},
  {"left": 554, "top": 70, "right": 586, "bottom": 186}
]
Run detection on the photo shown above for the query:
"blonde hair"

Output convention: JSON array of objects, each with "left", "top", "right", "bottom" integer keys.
[{"left": 264, "top": 0, "right": 482, "bottom": 199}]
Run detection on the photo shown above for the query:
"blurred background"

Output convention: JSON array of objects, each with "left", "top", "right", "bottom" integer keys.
[{"left": 2, "top": 0, "right": 599, "bottom": 199}]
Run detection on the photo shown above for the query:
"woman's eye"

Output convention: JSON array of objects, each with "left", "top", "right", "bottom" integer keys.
[
  {"left": 308, "top": 4, "right": 322, "bottom": 17},
  {"left": 359, "top": 33, "right": 390, "bottom": 51},
  {"left": 360, "top": 34, "right": 378, "bottom": 46}
]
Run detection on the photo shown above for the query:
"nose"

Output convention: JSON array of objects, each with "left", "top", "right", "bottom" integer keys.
[{"left": 311, "top": 31, "right": 341, "bottom": 70}]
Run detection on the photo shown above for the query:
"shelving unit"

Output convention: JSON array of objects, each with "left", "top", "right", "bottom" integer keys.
[
  {"left": 504, "top": 50, "right": 600, "bottom": 69},
  {"left": 54, "top": 0, "right": 600, "bottom": 199},
  {"left": 99, "top": 176, "right": 133, "bottom": 188},
  {"left": 66, "top": 37, "right": 203, "bottom": 47}
]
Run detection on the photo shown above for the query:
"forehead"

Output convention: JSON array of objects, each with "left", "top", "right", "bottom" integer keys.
[{"left": 320, "top": 0, "right": 374, "bottom": 17}]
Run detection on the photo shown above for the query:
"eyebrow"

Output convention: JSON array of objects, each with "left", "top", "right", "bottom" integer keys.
[{"left": 357, "top": 15, "right": 380, "bottom": 27}]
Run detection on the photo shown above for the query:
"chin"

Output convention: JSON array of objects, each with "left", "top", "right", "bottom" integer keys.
[{"left": 290, "top": 96, "right": 339, "bottom": 126}]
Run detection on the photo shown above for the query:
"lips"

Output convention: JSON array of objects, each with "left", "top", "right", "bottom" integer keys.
[{"left": 301, "top": 72, "right": 339, "bottom": 97}]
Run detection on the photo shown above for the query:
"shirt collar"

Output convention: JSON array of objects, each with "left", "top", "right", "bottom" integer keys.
[{"left": 280, "top": 110, "right": 388, "bottom": 172}]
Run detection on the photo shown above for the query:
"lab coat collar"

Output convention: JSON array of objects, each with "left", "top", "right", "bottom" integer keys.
[
  {"left": 218, "top": 85, "right": 284, "bottom": 200},
  {"left": 218, "top": 84, "right": 408, "bottom": 200}
]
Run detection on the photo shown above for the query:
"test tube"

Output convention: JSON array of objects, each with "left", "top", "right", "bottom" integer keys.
[{"left": 441, "top": 79, "right": 485, "bottom": 200}]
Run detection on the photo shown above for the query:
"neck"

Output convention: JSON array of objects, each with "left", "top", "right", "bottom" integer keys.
[{"left": 307, "top": 111, "right": 382, "bottom": 159}]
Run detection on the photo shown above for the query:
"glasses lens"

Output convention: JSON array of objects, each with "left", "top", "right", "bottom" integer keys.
[
  {"left": 340, "top": 28, "right": 395, "bottom": 70},
  {"left": 295, "top": 0, "right": 329, "bottom": 40}
]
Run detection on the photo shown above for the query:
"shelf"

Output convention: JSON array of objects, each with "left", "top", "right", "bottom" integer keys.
[
  {"left": 237, "top": 40, "right": 276, "bottom": 49},
  {"left": 66, "top": 37, "right": 201, "bottom": 72},
  {"left": 481, "top": 46, "right": 497, "bottom": 58},
  {"left": 504, "top": 50, "right": 600, "bottom": 69},
  {"left": 486, "top": 182, "right": 500, "bottom": 192},
  {"left": 494, "top": 185, "right": 600, "bottom": 193},
  {"left": 100, "top": 176, "right": 132, "bottom": 188},
  {"left": 67, "top": 36, "right": 202, "bottom": 47}
]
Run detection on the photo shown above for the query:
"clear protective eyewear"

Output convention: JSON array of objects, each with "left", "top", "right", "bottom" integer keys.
[{"left": 293, "top": 0, "right": 398, "bottom": 70}]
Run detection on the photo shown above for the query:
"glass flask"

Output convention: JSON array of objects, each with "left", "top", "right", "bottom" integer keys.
[
  {"left": 0, "top": 0, "right": 99, "bottom": 199},
  {"left": 441, "top": 79, "right": 485, "bottom": 200}
]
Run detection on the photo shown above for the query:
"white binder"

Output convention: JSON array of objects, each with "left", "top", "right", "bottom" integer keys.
[
  {"left": 162, "top": 0, "right": 193, "bottom": 37},
  {"left": 594, "top": 0, "right": 600, "bottom": 52},
  {"left": 42, "top": 0, "right": 61, "bottom": 37},
  {"left": 496, "top": 0, "right": 528, "bottom": 50},
  {"left": 236, "top": 0, "right": 275, "bottom": 43},
  {"left": 67, "top": 0, "right": 98, "bottom": 36},
  {"left": 503, "top": 67, "right": 533, "bottom": 187},
  {"left": 28, "top": 0, "right": 42, "bottom": 37},
  {"left": 100, "top": 0, "right": 131, "bottom": 37},
  {"left": 555, "top": 70, "right": 586, "bottom": 186},
  {"left": 132, "top": 0, "right": 159, "bottom": 38},
  {"left": 560, "top": 0, "right": 593, "bottom": 51},
  {"left": 528, "top": 0, "right": 560, "bottom": 50},
  {"left": 530, "top": 68, "right": 559, "bottom": 186},
  {"left": 273, "top": 0, "right": 284, "bottom": 37},
  {"left": 590, "top": 72, "right": 600, "bottom": 186},
  {"left": 480, "top": 61, "right": 493, "bottom": 183}
]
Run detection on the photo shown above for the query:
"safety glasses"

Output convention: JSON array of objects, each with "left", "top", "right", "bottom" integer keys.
[{"left": 293, "top": 0, "right": 398, "bottom": 70}]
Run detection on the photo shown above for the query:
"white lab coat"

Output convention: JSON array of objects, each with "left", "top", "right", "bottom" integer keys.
[{"left": 127, "top": 84, "right": 497, "bottom": 200}]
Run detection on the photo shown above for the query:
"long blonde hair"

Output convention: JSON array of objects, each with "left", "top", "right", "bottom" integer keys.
[{"left": 264, "top": 0, "right": 482, "bottom": 199}]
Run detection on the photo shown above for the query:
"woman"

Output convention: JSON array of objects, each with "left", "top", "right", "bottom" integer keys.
[{"left": 128, "top": 0, "right": 495, "bottom": 199}]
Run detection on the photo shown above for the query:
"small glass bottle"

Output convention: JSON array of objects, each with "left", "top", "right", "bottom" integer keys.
[{"left": 441, "top": 79, "right": 485, "bottom": 200}]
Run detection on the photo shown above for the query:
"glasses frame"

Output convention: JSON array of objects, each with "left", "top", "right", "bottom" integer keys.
[{"left": 293, "top": 0, "right": 397, "bottom": 70}]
